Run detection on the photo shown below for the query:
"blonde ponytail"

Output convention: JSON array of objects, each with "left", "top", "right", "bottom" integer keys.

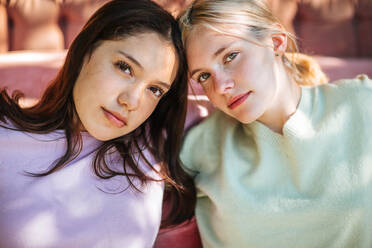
[{"left": 284, "top": 53, "right": 329, "bottom": 86}]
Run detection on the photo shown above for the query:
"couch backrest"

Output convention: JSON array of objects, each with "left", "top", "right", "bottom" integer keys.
[
  {"left": 268, "top": 0, "right": 372, "bottom": 57},
  {"left": 0, "top": 0, "right": 192, "bottom": 52},
  {"left": 1, "top": 0, "right": 372, "bottom": 57}
]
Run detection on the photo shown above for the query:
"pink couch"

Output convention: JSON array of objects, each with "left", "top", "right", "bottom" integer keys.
[{"left": 1, "top": 1, "right": 372, "bottom": 247}]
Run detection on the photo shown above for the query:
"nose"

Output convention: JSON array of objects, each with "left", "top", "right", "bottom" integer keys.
[
  {"left": 214, "top": 70, "right": 234, "bottom": 95},
  {"left": 117, "top": 84, "right": 143, "bottom": 111}
]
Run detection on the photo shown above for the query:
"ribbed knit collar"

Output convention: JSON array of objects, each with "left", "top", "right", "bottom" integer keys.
[{"left": 244, "top": 85, "right": 316, "bottom": 143}]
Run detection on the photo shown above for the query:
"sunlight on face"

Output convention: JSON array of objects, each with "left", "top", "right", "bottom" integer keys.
[
  {"left": 186, "top": 26, "right": 279, "bottom": 124},
  {"left": 73, "top": 32, "right": 178, "bottom": 141}
]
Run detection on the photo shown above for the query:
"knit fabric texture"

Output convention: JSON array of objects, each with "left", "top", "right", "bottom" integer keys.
[
  {"left": 181, "top": 75, "right": 372, "bottom": 248},
  {"left": 0, "top": 125, "right": 163, "bottom": 248}
]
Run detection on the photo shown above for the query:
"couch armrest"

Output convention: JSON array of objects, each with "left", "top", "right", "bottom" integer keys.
[{"left": 0, "top": 50, "right": 65, "bottom": 105}]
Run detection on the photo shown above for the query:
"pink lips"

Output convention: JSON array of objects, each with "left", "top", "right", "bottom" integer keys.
[
  {"left": 228, "top": 92, "right": 251, "bottom": 109},
  {"left": 102, "top": 107, "right": 127, "bottom": 128}
]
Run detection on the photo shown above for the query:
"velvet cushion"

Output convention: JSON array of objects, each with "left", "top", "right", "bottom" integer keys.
[
  {"left": 294, "top": 0, "right": 357, "bottom": 56},
  {"left": 0, "top": 1, "right": 8, "bottom": 53},
  {"left": 7, "top": 0, "right": 64, "bottom": 51}
]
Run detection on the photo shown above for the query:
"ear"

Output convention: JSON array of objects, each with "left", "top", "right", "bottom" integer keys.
[{"left": 271, "top": 25, "right": 287, "bottom": 57}]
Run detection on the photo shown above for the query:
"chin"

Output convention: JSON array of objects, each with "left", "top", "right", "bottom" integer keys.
[
  {"left": 226, "top": 110, "right": 258, "bottom": 124},
  {"left": 84, "top": 127, "right": 115, "bottom": 141},
  {"left": 87, "top": 132, "right": 111, "bottom": 141},
  {"left": 237, "top": 117, "right": 256, "bottom": 125}
]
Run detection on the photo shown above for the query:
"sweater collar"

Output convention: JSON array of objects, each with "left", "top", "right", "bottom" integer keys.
[{"left": 244, "top": 85, "right": 316, "bottom": 141}]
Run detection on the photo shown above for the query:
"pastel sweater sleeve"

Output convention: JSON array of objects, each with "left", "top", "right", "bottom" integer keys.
[
  {"left": 0, "top": 126, "right": 164, "bottom": 248},
  {"left": 180, "top": 110, "right": 223, "bottom": 178}
]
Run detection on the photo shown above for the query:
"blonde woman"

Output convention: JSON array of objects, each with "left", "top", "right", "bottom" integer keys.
[{"left": 179, "top": 0, "right": 372, "bottom": 247}]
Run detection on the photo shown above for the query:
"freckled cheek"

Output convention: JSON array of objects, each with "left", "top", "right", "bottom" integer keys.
[
  {"left": 204, "top": 93, "right": 223, "bottom": 108},
  {"left": 201, "top": 82, "right": 215, "bottom": 96},
  {"left": 199, "top": 84, "right": 219, "bottom": 106}
]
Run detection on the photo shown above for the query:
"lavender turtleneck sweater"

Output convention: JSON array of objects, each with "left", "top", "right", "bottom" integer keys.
[{"left": 0, "top": 123, "right": 164, "bottom": 248}]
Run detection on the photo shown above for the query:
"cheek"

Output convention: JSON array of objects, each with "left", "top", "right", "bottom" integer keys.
[
  {"left": 139, "top": 97, "right": 159, "bottom": 119},
  {"left": 201, "top": 85, "right": 213, "bottom": 100},
  {"left": 202, "top": 81, "right": 216, "bottom": 97},
  {"left": 74, "top": 78, "right": 101, "bottom": 109},
  {"left": 204, "top": 92, "right": 223, "bottom": 108},
  {"left": 199, "top": 83, "right": 221, "bottom": 107},
  {"left": 239, "top": 60, "right": 260, "bottom": 83}
]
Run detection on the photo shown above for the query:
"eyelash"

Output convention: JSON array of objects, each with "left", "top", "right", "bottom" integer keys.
[
  {"left": 224, "top": 52, "right": 238, "bottom": 64},
  {"left": 115, "top": 60, "right": 132, "bottom": 76},
  {"left": 196, "top": 52, "right": 239, "bottom": 84},
  {"left": 197, "top": 73, "right": 211, "bottom": 84},
  {"left": 148, "top": 86, "right": 165, "bottom": 98},
  {"left": 114, "top": 60, "right": 165, "bottom": 98}
]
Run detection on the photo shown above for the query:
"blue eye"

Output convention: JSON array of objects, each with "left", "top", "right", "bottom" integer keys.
[
  {"left": 115, "top": 61, "right": 132, "bottom": 75},
  {"left": 224, "top": 52, "right": 238, "bottom": 63},
  {"left": 197, "top": 73, "right": 210, "bottom": 83},
  {"left": 149, "top": 86, "right": 164, "bottom": 98}
]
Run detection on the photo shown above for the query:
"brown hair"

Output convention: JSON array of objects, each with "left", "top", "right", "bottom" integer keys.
[
  {"left": 0, "top": 0, "right": 195, "bottom": 227},
  {"left": 179, "top": 0, "right": 328, "bottom": 86}
]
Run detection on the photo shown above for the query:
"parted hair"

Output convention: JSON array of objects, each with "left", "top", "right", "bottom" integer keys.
[{"left": 179, "top": 0, "right": 328, "bottom": 86}]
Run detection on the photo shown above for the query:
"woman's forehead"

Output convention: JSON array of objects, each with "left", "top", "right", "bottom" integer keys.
[{"left": 186, "top": 27, "right": 241, "bottom": 57}]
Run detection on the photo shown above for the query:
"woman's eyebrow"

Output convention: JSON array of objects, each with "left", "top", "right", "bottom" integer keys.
[
  {"left": 213, "top": 46, "right": 228, "bottom": 58},
  {"left": 190, "top": 47, "right": 228, "bottom": 77},
  {"left": 190, "top": 41, "right": 236, "bottom": 77},
  {"left": 190, "top": 68, "right": 202, "bottom": 78},
  {"left": 213, "top": 40, "right": 236, "bottom": 58},
  {"left": 158, "top": 82, "right": 171, "bottom": 89},
  {"left": 117, "top": 50, "right": 143, "bottom": 69}
]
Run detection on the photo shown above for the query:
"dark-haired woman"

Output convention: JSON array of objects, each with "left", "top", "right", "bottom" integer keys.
[{"left": 0, "top": 0, "right": 195, "bottom": 247}]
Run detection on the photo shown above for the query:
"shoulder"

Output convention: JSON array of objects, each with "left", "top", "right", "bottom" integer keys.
[
  {"left": 311, "top": 75, "right": 372, "bottom": 107},
  {"left": 332, "top": 74, "right": 371, "bottom": 87},
  {"left": 182, "top": 110, "right": 235, "bottom": 149},
  {"left": 322, "top": 74, "right": 372, "bottom": 95},
  {"left": 185, "top": 110, "right": 237, "bottom": 139},
  {"left": 180, "top": 110, "right": 238, "bottom": 173},
  {"left": 0, "top": 119, "right": 65, "bottom": 141},
  {"left": 303, "top": 75, "right": 372, "bottom": 127}
]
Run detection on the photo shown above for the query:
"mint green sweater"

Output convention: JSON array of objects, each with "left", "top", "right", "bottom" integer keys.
[{"left": 181, "top": 75, "right": 372, "bottom": 248}]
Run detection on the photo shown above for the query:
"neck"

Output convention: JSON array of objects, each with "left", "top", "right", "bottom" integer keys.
[{"left": 257, "top": 66, "right": 301, "bottom": 134}]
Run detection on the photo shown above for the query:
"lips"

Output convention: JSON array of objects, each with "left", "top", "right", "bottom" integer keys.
[
  {"left": 102, "top": 107, "right": 127, "bottom": 128},
  {"left": 228, "top": 91, "right": 252, "bottom": 109}
]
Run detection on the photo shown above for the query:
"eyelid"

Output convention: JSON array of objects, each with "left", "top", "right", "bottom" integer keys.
[
  {"left": 115, "top": 60, "right": 133, "bottom": 76},
  {"left": 149, "top": 85, "right": 166, "bottom": 97},
  {"left": 223, "top": 51, "right": 239, "bottom": 63},
  {"left": 196, "top": 72, "right": 210, "bottom": 84}
]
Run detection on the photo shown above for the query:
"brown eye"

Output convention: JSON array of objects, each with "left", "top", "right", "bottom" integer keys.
[
  {"left": 115, "top": 61, "right": 132, "bottom": 75},
  {"left": 148, "top": 86, "right": 164, "bottom": 98}
]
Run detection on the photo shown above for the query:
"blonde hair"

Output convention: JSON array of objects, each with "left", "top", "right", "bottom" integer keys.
[{"left": 179, "top": 0, "right": 328, "bottom": 86}]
